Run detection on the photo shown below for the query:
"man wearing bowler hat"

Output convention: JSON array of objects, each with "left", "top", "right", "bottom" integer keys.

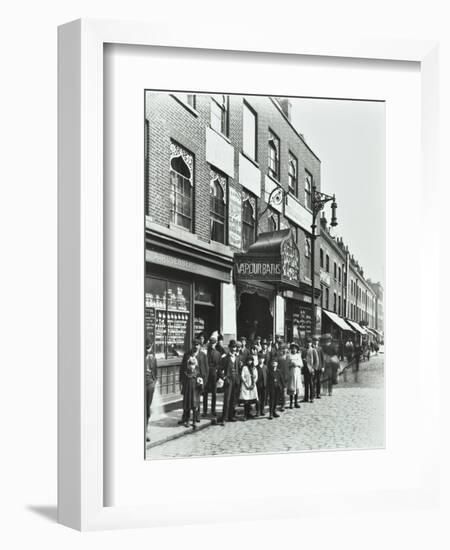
[{"left": 219, "top": 340, "right": 241, "bottom": 424}]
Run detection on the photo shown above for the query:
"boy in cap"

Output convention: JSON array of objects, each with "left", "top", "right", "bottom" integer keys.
[{"left": 267, "top": 358, "right": 284, "bottom": 419}]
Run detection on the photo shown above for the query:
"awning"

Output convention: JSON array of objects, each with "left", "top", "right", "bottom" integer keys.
[
  {"left": 322, "top": 309, "right": 354, "bottom": 332},
  {"left": 234, "top": 229, "right": 300, "bottom": 290},
  {"left": 346, "top": 320, "right": 367, "bottom": 335}
]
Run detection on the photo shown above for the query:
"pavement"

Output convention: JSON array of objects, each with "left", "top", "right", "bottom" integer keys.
[{"left": 146, "top": 353, "right": 385, "bottom": 460}]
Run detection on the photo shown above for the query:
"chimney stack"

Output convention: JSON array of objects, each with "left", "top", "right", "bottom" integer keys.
[{"left": 277, "top": 97, "right": 292, "bottom": 121}]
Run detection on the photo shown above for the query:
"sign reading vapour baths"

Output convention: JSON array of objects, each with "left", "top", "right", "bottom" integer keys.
[{"left": 234, "top": 229, "right": 300, "bottom": 289}]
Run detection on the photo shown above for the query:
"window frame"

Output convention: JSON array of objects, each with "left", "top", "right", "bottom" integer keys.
[
  {"left": 267, "top": 128, "right": 281, "bottom": 181},
  {"left": 169, "top": 142, "right": 194, "bottom": 232},
  {"left": 209, "top": 171, "right": 227, "bottom": 245},
  {"left": 243, "top": 100, "right": 258, "bottom": 161},
  {"left": 288, "top": 151, "right": 298, "bottom": 196},
  {"left": 305, "top": 169, "right": 313, "bottom": 210},
  {"left": 242, "top": 192, "right": 257, "bottom": 251}
]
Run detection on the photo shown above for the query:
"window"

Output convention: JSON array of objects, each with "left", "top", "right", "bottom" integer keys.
[
  {"left": 305, "top": 170, "right": 313, "bottom": 210},
  {"left": 325, "top": 288, "right": 329, "bottom": 310},
  {"left": 338, "top": 266, "right": 342, "bottom": 283},
  {"left": 170, "top": 143, "right": 194, "bottom": 231},
  {"left": 326, "top": 254, "right": 330, "bottom": 272},
  {"left": 291, "top": 224, "right": 299, "bottom": 245},
  {"left": 343, "top": 299, "right": 347, "bottom": 316},
  {"left": 175, "top": 93, "right": 196, "bottom": 109},
  {"left": 268, "top": 129, "right": 280, "bottom": 180},
  {"left": 242, "top": 193, "right": 257, "bottom": 251},
  {"left": 268, "top": 210, "right": 279, "bottom": 232},
  {"left": 305, "top": 236, "right": 311, "bottom": 258},
  {"left": 145, "top": 277, "right": 191, "bottom": 362},
  {"left": 333, "top": 292, "right": 337, "bottom": 313},
  {"left": 334, "top": 262, "right": 337, "bottom": 279},
  {"left": 288, "top": 152, "right": 298, "bottom": 195},
  {"left": 338, "top": 296, "right": 341, "bottom": 316},
  {"left": 320, "top": 248, "right": 324, "bottom": 268},
  {"left": 210, "top": 95, "right": 228, "bottom": 135},
  {"left": 210, "top": 171, "right": 227, "bottom": 244},
  {"left": 243, "top": 102, "right": 257, "bottom": 160}
]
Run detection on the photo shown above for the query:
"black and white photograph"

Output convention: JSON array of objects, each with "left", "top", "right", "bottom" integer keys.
[{"left": 144, "top": 91, "right": 385, "bottom": 460}]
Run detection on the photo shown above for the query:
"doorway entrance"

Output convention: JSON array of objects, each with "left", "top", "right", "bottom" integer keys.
[{"left": 237, "top": 292, "right": 273, "bottom": 341}]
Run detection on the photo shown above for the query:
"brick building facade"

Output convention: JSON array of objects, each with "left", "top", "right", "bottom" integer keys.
[{"left": 145, "top": 92, "right": 322, "bottom": 398}]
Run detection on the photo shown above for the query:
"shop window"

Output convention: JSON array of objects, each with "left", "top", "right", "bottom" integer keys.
[
  {"left": 194, "top": 280, "right": 219, "bottom": 341},
  {"left": 242, "top": 193, "right": 257, "bottom": 251},
  {"left": 243, "top": 101, "right": 257, "bottom": 161},
  {"left": 268, "top": 129, "right": 280, "bottom": 180},
  {"left": 305, "top": 170, "right": 313, "bottom": 210},
  {"left": 170, "top": 142, "right": 194, "bottom": 231},
  {"left": 210, "top": 171, "right": 227, "bottom": 244},
  {"left": 211, "top": 94, "right": 228, "bottom": 135},
  {"left": 145, "top": 277, "right": 191, "bottom": 363},
  {"left": 288, "top": 152, "right": 298, "bottom": 195}
]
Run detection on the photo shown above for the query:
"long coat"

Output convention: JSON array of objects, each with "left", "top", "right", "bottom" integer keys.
[
  {"left": 239, "top": 365, "right": 258, "bottom": 403},
  {"left": 287, "top": 353, "right": 303, "bottom": 394},
  {"left": 205, "top": 346, "right": 222, "bottom": 392},
  {"left": 182, "top": 361, "right": 201, "bottom": 411}
]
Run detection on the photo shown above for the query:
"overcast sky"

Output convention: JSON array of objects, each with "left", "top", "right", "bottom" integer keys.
[{"left": 290, "top": 98, "right": 385, "bottom": 286}]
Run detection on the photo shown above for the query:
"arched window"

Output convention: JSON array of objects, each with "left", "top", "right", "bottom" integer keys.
[
  {"left": 170, "top": 151, "right": 193, "bottom": 231},
  {"left": 242, "top": 196, "right": 256, "bottom": 251},
  {"left": 305, "top": 170, "right": 313, "bottom": 210},
  {"left": 210, "top": 177, "right": 226, "bottom": 244},
  {"left": 288, "top": 152, "right": 298, "bottom": 195},
  {"left": 268, "top": 130, "right": 280, "bottom": 180}
]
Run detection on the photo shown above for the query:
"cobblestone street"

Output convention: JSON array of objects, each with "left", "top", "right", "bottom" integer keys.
[{"left": 147, "top": 353, "right": 385, "bottom": 460}]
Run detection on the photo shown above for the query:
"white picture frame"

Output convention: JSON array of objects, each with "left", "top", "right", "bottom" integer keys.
[{"left": 58, "top": 18, "right": 440, "bottom": 531}]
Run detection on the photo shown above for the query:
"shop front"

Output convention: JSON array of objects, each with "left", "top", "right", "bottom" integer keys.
[
  {"left": 145, "top": 230, "right": 233, "bottom": 400},
  {"left": 234, "top": 229, "right": 300, "bottom": 342},
  {"left": 321, "top": 309, "right": 355, "bottom": 349}
]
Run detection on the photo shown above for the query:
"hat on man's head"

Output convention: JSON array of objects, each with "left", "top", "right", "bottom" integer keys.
[
  {"left": 192, "top": 338, "right": 202, "bottom": 346},
  {"left": 228, "top": 339, "right": 238, "bottom": 348},
  {"left": 261, "top": 338, "right": 268, "bottom": 345},
  {"left": 239, "top": 336, "right": 247, "bottom": 342}
]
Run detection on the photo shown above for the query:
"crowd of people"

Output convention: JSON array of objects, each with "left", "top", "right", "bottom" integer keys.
[{"left": 176, "top": 332, "right": 351, "bottom": 429}]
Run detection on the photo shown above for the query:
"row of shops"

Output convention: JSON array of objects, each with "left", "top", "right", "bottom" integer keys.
[{"left": 145, "top": 225, "right": 382, "bottom": 400}]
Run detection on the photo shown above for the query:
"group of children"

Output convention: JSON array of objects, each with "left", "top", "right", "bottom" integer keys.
[{"left": 179, "top": 333, "right": 340, "bottom": 428}]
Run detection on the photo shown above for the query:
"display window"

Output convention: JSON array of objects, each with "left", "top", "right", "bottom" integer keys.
[{"left": 145, "top": 277, "right": 191, "bottom": 361}]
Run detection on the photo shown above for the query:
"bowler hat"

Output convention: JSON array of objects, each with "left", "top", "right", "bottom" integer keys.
[{"left": 228, "top": 339, "right": 238, "bottom": 348}]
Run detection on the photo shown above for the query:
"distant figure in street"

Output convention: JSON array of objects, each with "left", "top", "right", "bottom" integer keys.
[
  {"left": 145, "top": 341, "right": 158, "bottom": 442},
  {"left": 267, "top": 358, "right": 284, "bottom": 419},
  {"left": 239, "top": 356, "right": 259, "bottom": 420},
  {"left": 302, "top": 340, "right": 316, "bottom": 403},
  {"left": 202, "top": 335, "right": 221, "bottom": 418},
  {"left": 345, "top": 338, "right": 354, "bottom": 364},
  {"left": 181, "top": 350, "right": 202, "bottom": 429},
  {"left": 256, "top": 353, "right": 268, "bottom": 416},
  {"left": 287, "top": 342, "right": 302, "bottom": 409},
  {"left": 312, "top": 336, "right": 325, "bottom": 399},
  {"left": 322, "top": 335, "right": 340, "bottom": 396},
  {"left": 219, "top": 340, "right": 240, "bottom": 425}
]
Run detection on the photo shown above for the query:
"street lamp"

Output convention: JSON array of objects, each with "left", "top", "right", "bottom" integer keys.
[
  {"left": 263, "top": 184, "right": 338, "bottom": 341},
  {"left": 310, "top": 184, "right": 338, "bottom": 338}
]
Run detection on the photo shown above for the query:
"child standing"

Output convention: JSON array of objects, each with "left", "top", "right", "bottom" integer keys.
[
  {"left": 239, "top": 357, "right": 259, "bottom": 420},
  {"left": 287, "top": 342, "right": 302, "bottom": 409}
]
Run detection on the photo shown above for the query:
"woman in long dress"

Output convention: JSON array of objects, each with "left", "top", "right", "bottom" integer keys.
[
  {"left": 287, "top": 342, "right": 302, "bottom": 409},
  {"left": 239, "top": 356, "right": 259, "bottom": 420}
]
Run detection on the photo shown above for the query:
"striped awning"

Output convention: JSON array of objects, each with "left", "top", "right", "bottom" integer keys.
[
  {"left": 322, "top": 310, "right": 355, "bottom": 332},
  {"left": 346, "top": 320, "right": 367, "bottom": 335}
]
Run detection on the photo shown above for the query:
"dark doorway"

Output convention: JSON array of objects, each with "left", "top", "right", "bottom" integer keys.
[{"left": 237, "top": 292, "right": 273, "bottom": 341}]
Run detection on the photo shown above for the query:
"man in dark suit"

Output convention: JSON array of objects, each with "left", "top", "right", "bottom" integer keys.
[
  {"left": 202, "top": 336, "right": 222, "bottom": 417},
  {"left": 312, "top": 335, "right": 325, "bottom": 399},
  {"left": 219, "top": 340, "right": 240, "bottom": 425},
  {"left": 256, "top": 352, "right": 268, "bottom": 416},
  {"left": 145, "top": 341, "right": 158, "bottom": 442},
  {"left": 267, "top": 358, "right": 284, "bottom": 419}
]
